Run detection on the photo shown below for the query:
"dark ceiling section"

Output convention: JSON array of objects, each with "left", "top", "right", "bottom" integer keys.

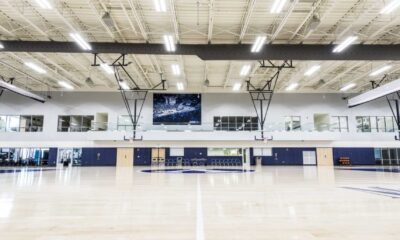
[{"left": 2, "top": 41, "right": 400, "bottom": 61}]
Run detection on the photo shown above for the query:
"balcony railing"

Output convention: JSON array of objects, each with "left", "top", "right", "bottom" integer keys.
[{"left": 89, "top": 121, "right": 354, "bottom": 133}]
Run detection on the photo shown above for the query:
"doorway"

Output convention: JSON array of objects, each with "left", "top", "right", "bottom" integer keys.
[
  {"left": 117, "top": 148, "right": 133, "bottom": 167},
  {"left": 151, "top": 148, "right": 166, "bottom": 166},
  {"left": 303, "top": 151, "right": 317, "bottom": 165},
  {"left": 95, "top": 113, "right": 108, "bottom": 131},
  {"left": 242, "top": 148, "right": 250, "bottom": 168},
  {"left": 314, "top": 114, "right": 330, "bottom": 132},
  {"left": 317, "top": 148, "right": 333, "bottom": 166}
]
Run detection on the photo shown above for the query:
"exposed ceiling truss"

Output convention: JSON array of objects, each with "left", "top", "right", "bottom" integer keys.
[{"left": 0, "top": 0, "right": 399, "bottom": 94}]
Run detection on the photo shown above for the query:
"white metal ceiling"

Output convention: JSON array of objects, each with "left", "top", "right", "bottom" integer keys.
[{"left": 0, "top": 0, "right": 399, "bottom": 93}]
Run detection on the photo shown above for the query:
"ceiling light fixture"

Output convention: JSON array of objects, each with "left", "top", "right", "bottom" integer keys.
[
  {"left": 177, "top": 82, "right": 184, "bottom": 91},
  {"left": 240, "top": 65, "right": 251, "bottom": 76},
  {"left": 271, "top": 0, "right": 287, "bottom": 13},
  {"left": 369, "top": 65, "right": 392, "bottom": 76},
  {"left": 35, "top": 0, "right": 52, "bottom": 9},
  {"left": 100, "top": 63, "right": 114, "bottom": 75},
  {"left": 163, "top": 34, "right": 176, "bottom": 52},
  {"left": 285, "top": 83, "right": 298, "bottom": 91},
  {"left": 0, "top": 43, "right": 4, "bottom": 49},
  {"left": 171, "top": 64, "right": 181, "bottom": 76},
  {"left": 70, "top": 33, "right": 92, "bottom": 51},
  {"left": 24, "top": 62, "right": 46, "bottom": 74},
  {"left": 380, "top": 0, "right": 400, "bottom": 14},
  {"left": 340, "top": 83, "right": 356, "bottom": 92},
  {"left": 332, "top": 36, "right": 358, "bottom": 53},
  {"left": 304, "top": 65, "right": 321, "bottom": 76},
  {"left": 119, "top": 81, "right": 130, "bottom": 90},
  {"left": 58, "top": 81, "right": 74, "bottom": 90},
  {"left": 233, "top": 83, "right": 242, "bottom": 91},
  {"left": 348, "top": 79, "right": 400, "bottom": 107},
  {"left": 154, "top": 0, "right": 167, "bottom": 12},
  {"left": 251, "top": 36, "right": 267, "bottom": 53}
]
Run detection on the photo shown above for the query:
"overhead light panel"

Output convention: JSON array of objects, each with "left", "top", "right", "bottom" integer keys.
[
  {"left": 271, "top": 0, "right": 287, "bottom": 13},
  {"left": 0, "top": 80, "right": 45, "bottom": 103},
  {"left": 24, "top": 62, "right": 46, "bottom": 74},
  {"left": 233, "top": 83, "right": 242, "bottom": 91},
  {"left": 171, "top": 64, "right": 181, "bottom": 76},
  {"left": 100, "top": 63, "right": 114, "bottom": 75},
  {"left": 340, "top": 83, "right": 356, "bottom": 92},
  {"left": 348, "top": 78, "right": 400, "bottom": 107},
  {"left": 163, "top": 34, "right": 176, "bottom": 52},
  {"left": 119, "top": 81, "right": 130, "bottom": 90},
  {"left": 285, "top": 83, "right": 299, "bottom": 91},
  {"left": 0, "top": 43, "right": 4, "bottom": 49},
  {"left": 332, "top": 36, "right": 358, "bottom": 53},
  {"left": 251, "top": 36, "right": 266, "bottom": 53},
  {"left": 35, "top": 0, "right": 52, "bottom": 9},
  {"left": 240, "top": 65, "right": 251, "bottom": 76},
  {"left": 304, "top": 65, "right": 321, "bottom": 76},
  {"left": 177, "top": 82, "right": 184, "bottom": 91},
  {"left": 369, "top": 65, "right": 392, "bottom": 76},
  {"left": 70, "top": 33, "right": 92, "bottom": 51},
  {"left": 58, "top": 81, "right": 74, "bottom": 90},
  {"left": 380, "top": 0, "right": 400, "bottom": 14},
  {"left": 154, "top": 0, "right": 167, "bottom": 12}
]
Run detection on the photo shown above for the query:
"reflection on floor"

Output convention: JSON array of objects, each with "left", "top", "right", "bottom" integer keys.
[
  {"left": 1, "top": 166, "right": 400, "bottom": 240},
  {"left": 0, "top": 168, "right": 57, "bottom": 174}
]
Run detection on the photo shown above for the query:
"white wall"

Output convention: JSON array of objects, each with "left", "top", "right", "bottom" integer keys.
[{"left": 0, "top": 91, "right": 398, "bottom": 147}]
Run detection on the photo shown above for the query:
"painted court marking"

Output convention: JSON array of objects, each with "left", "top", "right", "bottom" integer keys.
[
  {"left": 196, "top": 175, "right": 205, "bottom": 240},
  {"left": 339, "top": 167, "right": 400, "bottom": 173},
  {"left": 141, "top": 168, "right": 255, "bottom": 174},
  {"left": 342, "top": 186, "right": 400, "bottom": 199}
]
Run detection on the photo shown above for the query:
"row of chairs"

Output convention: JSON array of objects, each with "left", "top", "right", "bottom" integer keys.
[
  {"left": 209, "top": 159, "right": 242, "bottom": 166},
  {"left": 163, "top": 158, "right": 242, "bottom": 167}
]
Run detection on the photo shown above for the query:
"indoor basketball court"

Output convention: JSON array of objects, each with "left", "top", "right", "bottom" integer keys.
[{"left": 1, "top": 0, "right": 400, "bottom": 239}]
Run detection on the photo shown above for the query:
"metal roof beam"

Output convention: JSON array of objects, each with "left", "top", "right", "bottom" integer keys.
[{"left": 2, "top": 41, "right": 400, "bottom": 61}]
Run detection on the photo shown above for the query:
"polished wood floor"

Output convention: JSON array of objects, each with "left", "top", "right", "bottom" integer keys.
[{"left": 0, "top": 166, "right": 399, "bottom": 240}]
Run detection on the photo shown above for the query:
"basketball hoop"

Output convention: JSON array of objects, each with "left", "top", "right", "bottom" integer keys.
[
  {"left": 254, "top": 135, "right": 273, "bottom": 142},
  {"left": 123, "top": 135, "right": 143, "bottom": 141}
]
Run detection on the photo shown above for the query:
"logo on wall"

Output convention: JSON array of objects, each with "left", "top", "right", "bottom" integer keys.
[{"left": 141, "top": 168, "right": 254, "bottom": 174}]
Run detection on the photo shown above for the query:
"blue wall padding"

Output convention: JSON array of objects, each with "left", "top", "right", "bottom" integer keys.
[
  {"left": 333, "top": 148, "right": 375, "bottom": 165},
  {"left": 81, "top": 148, "right": 117, "bottom": 166},
  {"left": 262, "top": 148, "right": 317, "bottom": 165},
  {"left": 47, "top": 148, "right": 58, "bottom": 166},
  {"left": 134, "top": 148, "right": 152, "bottom": 166}
]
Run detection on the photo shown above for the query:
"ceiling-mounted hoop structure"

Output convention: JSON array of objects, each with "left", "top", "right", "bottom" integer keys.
[
  {"left": 92, "top": 54, "right": 167, "bottom": 141},
  {"left": 247, "top": 60, "right": 294, "bottom": 141}
]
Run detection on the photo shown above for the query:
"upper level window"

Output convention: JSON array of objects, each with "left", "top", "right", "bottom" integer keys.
[
  {"left": 0, "top": 115, "right": 44, "bottom": 132},
  {"left": 213, "top": 116, "right": 258, "bottom": 131},
  {"left": 57, "top": 115, "right": 94, "bottom": 132},
  {"left": 331, "top": 116, "right": 349, "bottom": 132},
  {"left": 20, "top": 115, "right": 44, "bottom": 132},
  {"left": 285, "top": 116, "right": 301, "bottom": 131},
  {"left": 356, "top": 116, "right": 396, "bottom": 132}
]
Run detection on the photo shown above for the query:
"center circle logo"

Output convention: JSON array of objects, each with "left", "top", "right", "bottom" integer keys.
[{"left": 141, "top": 168, "right": 255, "bottom": 174}]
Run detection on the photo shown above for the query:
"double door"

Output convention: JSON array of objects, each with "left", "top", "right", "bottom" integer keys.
[{"left": 152, "top": 148, "right": 166, "bottom": 166}]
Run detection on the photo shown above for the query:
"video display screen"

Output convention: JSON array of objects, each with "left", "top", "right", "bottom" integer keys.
[{"left": 153, "top": 93, "right": 201, "bottom": 125}]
